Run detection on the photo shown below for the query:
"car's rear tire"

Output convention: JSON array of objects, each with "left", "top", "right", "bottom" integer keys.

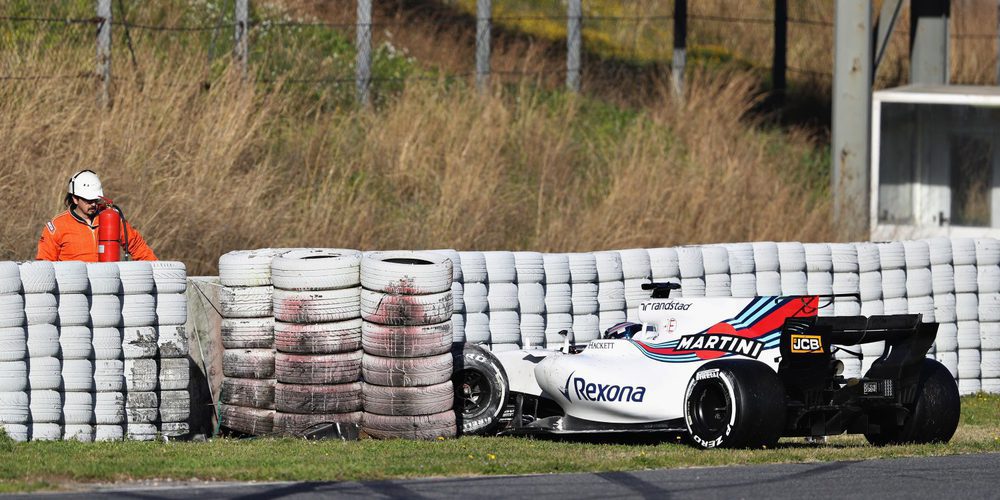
[
  {"left": 864, "top": 358, "right": 960, "bottom": 446},
  {"left": 452, "top": 344, "right": 508, "bottom": 436},
  {"left": 684, "top": 360, "right": 786, "bottom": 449}
]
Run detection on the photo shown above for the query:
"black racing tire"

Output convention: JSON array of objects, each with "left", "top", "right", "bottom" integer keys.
[
  {"left": 452, "top": 343, "right": 508, "bottom": 436},
  {"left": 684, "top": 360, "right": 786, "bottom": 449},
  {"left": 864, "top": 358, "right": 960, "bottom": 446}
]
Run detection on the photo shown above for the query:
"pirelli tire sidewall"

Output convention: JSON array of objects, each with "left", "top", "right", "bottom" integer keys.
[
  {"left": 684, "top": 360, "right": 786, "bottom": 449},
  {"left": 452, "top": 343, "right": 508, "bottom": 436}
]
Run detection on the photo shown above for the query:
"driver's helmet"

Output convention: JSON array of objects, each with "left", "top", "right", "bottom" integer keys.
[{"left": 603, "top": 321, "right": 643, "bottom": 340}]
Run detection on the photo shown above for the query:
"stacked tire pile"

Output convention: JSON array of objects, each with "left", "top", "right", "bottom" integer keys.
[
  {"left": 953, "top": 239, "right": 981, "bottom": 395},
  {"left": 676, "top": 246, "right": 706, "bottom": 297},
  {"left": 620, "top": 249, "right": 652, "bottom": 320},
  {"left": 458, "top": 252, "right": 489, "bottom": 346},
  {"left": 724, "top": 243, "right": 756, "bottom": 298},
  {"left": 89, "top": 262, "right": 126, "bottom": 441},
  {"left": 648, "top": 248, "right": 680, "bottom": 289},
  {"left": 595, "top": 252, "right": 626, "bottom": 334},
  {"left": 752, "top": 242, "right": 781, "bottom": 296},
  {"left": 152, "top": 262, "right": 190, "bottom": 439},
  {"left": 702, "top": 246, "right": 731, "bottom": 298},
  {"left": 118, "top": 261, "right": 160, "bottom": 441},
  {"left": 804, "top": 244, "right": 834, "bottom": 315},
  {"left": 0, "top": 263, "right": 29, "bottom": 442},
  {"left": 568, "top": 253, "right": 600, "bottom": 343},
  {"left": 54, "top": 262, "right": 93, "bottom": 442},
  {"left": 903, "top": 241, "right": 936, "bottom": 349},
  {"left": 857, "top": 242, "right": 886, "bottom": 375},
  {"left": 431, "top": 250, "right": 464, "bottom": 344},
  {"left": 928, "top": 238, "right": 958, "bottom": 378},
  {"left": 542, "top": 254, "right": 572, "bottom": 346},
  {"left": 514, "top": 252, "right": 546, "bottom": 348},
  {"left": 22, "top": 261, "right": 62, "bottom": 441},
  {"left": 271, "top": 249, "right": 363, "bottom": 436},
  {"left": 360, "top": 251, "right": 455, "bottom": 440},
  {"left": 219, "top": 249, "right": 279, "bottom": 436},
  {"left": 976, "top": 238, "right": 1000, "bottom": 393},
  {"left": 830, "top": 244, "right": 862, "bottom": 378},
  {"left": 485, "top": 251, "right": 520, "bottom": 351},
  {"left": 777, "top": 242, "right": 808, "bottom": 296}
]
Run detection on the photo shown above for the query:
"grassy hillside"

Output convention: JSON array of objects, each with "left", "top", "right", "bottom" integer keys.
[{"left": 1, "top": 0, "right": 851, "bottom": 274}]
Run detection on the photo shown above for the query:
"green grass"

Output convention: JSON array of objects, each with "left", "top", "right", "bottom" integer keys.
[{"left": 1, "top": 394, "right": 998, "bottom": 493}]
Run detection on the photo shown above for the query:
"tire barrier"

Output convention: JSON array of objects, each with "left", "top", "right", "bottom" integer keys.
[
  {"left": 155, "top": 265, "right": 191, "bottom": 439},
  {"left": 361, "top": 250, "right": 455, "bottom": 439},
  {"left": 118, "top": 261, "right": 158, "bottom": 442},
  {"left": 270, "top": 248, "right": 363, "bottom": 438}
]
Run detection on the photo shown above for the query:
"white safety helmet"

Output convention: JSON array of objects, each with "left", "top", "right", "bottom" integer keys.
[{"left": 67, "top": 170, "right": 104, "bottom": 200}]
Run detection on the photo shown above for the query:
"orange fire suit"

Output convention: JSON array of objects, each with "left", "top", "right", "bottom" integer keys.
[{"left": 36, "top": 209, "right": 157, "bottom": 262}]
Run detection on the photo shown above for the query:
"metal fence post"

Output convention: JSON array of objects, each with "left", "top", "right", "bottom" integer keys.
[
  {"left": 97, "top": 0, "right": 112, "bottom": 107},
  {"left": 234, "top": 0, "right": 249, "bottom": 80},
  {"left": 772, "top": 0, "right": 787, "bottom": 104},
  {"left": 356, "top": 0, "right": 372, "bottom": 106},
  {"left": 566, "top": 0, "right": 581, "bottom": 92},
  {"left": 996, "top": 0, "right": 1000, "bottom": 84},
  {"left": 910, "top": 0, "right": 950, "bottom": 84},
  {"left": 672, "top": 0, "right": 687, "bottom": 97},
  {"left": 475, "top": 0, "right": 492, "bottom": 91}
]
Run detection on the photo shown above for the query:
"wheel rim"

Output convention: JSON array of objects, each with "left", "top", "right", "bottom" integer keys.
[
  {"left": 690, "top": 380, "right": 731, "bottom": 439},
  {"left": 457, "top": 369, "right": 490, "bottom": 417}
]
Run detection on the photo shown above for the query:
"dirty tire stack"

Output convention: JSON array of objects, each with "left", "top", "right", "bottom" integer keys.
[
  {"left": 21, "top": 261, "right": 62, "bottom": 441},
  {"left": 856, "top": 242, "right": 886, "bottom": 375},
  {"left": 219, "top": 249, "right": 279, "bottom": 436},
  {"left": 701, "top": 246, "right": 731, "bottom": 298},
  {"left": 458, "top": 251, "right": 489, "bottom": 346},
  {"left": 542, "top": 254, "right": 572, "bottom": 346},
  {"left": 928, "top": 238, "right": 958, "bottom": 378},
  {"left": 88, "top": 263, "right": 125, "bottom": 441},
  {"left": 568, "top": 253, "right": 599, "bottom": 343},
  {"left": 54, "top": 261, "right": 93, "bottom": 442},
  {"left": 152, "top": 261, "right": 190, "bottom": 438},
  {"left": 0, "top": 262, "right": 28, "bottom": 441},
  {"left": 975, "top": 238, "right": 1000, "bottom": 394},
  {"left": 485, "top": 251, "right": 520, "bottom": 351},
  {"left": 361, "top": 251, "right": 456, "bottom": 440},
  {"left": 117, "top": 261, "right": 159, "bottom": 441},
  {"left": 953, "top": 238, "right": 979, "bottom": 392},
  {"left": 515, "top": 252, "right": 546, "bottom": 348},
  {"left": 271, "top": 249, "right": 363, "bottom": 437},
  {"left": 595, "top": 251, "right": 625, "bottom": 335}
]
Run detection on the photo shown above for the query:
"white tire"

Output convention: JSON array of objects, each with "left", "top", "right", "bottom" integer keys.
[
  {"left": 544, "top": 283, "right": 573, "bottom": 314},
  {"left": 464, "top": 312, "right": 490, "bottom": 344},
  {"left": 121, "top": 294, "right": 156, "bottom": 327},
  {"left": 980, "top": 293, "right": 1000, "bottom": 322},
  {"left": 94, "top": 360, "right": 125, "bottom": 392},
  {"left": 0, "top": 391, "right": 29, "bottom": 424},
  {"left": 18, "top": 261, "right": 56, "bottom": 294},
  {"left": 834, "top": 297, "right": 862, "bottom": 316},
  {"left": 220, "top": 285, "right": 273, "bottom": 319},
  {"left": 859, "top": 271, "right": 882, "bottom": 301},
  {"left": 519, "top": 313, "right": 545, "bottom": 346},
  {"left": 542, "top": 254, "right": 571, "bottom": 284},
  {"left": 854, "top": 242, "right": 881, "bottom": 273},
  {"left": 62, "top": 359, "right": 94, "bottom": 392},
  {"left": 0, "top": 327, "right": 26, "bottom": 361},
  {"left": 362, "top": 251, "right": 453, "bottom": 294},
  {"left": 776, "top": 242, "right": 806, "bottom": 272},
  {"left": 878, "top": 241, "right": 906, "bottom": 270},
  {"left": 570, "top": 282, "right": 599, "bottom": 315},
  {"left": 222, "top": 349, "right": 275, "bottom": 379},
  {"left": 881, "top": 269, "right": 907, "bottom": 299},
  {"left": 931, "top": 264, "right": 955, "bottom": 295},
  {"left": 451, "top": 282, "right": 465, "bottom": 313},
  {"left": 597, "top": 280, "right": 625, "bottom": 311},
  {"left": 957, "top": 320, "right": 981, "bottom": 349},
  {"left": 221, "top": 317, "right": 273, "bottom": 349},
  {"left": 954, "top": 265, "right": 978, "bottom": 293},
  {"left": 701, "top": 246, "right": 730, "bottom": 276},
  {"left": 219, "top": 249, "right": 279, "bottom": 287},
  {"left": 27, "top": 323, "right": 60, "bottom": 358},
  {"left": 908, "top": 295, "right": 935, "bottom": 322},
  {"left": 155, "top": 293, "right": 187, "bottom": 326},
  {"left": 24, "top": 293, "right": 57, "bottom": 326},
  {"left": 92, "top": 327, "right": 123, "bottom": 360},
  {"left": 483, "top": 251, "right": 516, "bottom": 284},
  {"left": 57, "top": 293, "right": 90, "bottom": 327},
  {"left": 462, "top": 282, "right": 488, "bottom": 314},
  {"left": 362, "top": 381, "right": 453, "bottom": 416},
  {"left": 572, "top": 314, "right": 600, "bottom": 343},
  {"left": 982, "top": 322, "right": 1000, "bottom": 350},
  {"left": 903, "top": 240, "right": 931, "bottom": 268},
  {"left": 598, "top": 309, "right": 627, "bottom": 333},
  {"left": 428, "top": 249, "right": 462, "bottom": 282},
  {"left": 861, "top": 299, "right": 884, "bottom": 316},
  {"left": 52, "top": 261, "right": 89, "bottom": 294},
  {"left": 619, "top": 249, "right": 651, "bottom": 280},
  {"left": 94, "top": 392, "right": 125, "bottom": 425},
  {"left": 489, "top": 310, "right": 521, "bottom": 344},
  {"left": 979, "top": 266, "right": 1000, "bottom": 293},
  {"left": 517, "top": 282, "right": 546, "bottom": 314},
  {"left": 704, "top": 273, "right": 732, "bottom": 297},
  {"left": 151, "top": 261, "right": 187, "bottom": 294},
  {"left": 90, "top": 294, "right": 121, "bottom": 328},
  {"left": 755, "top": 271, "right": 781, "bottom": 296},
  {"left": 486, "top": 283, "right": 519, "bottom": 312},
  {"left": 452, "top": 313, "right": 465, "bottom": 343},
  {"left": 958, "top": 378, "right": 981, "bottom": 396},
  {"left": 952, "top": 238, "right": 977, "bottom": 266},
  {"left": 221, "top": 377, "right": 275, "bottom": 409},
  {"left": 935, "top": 322, "right": 959, "bottom": 351},
  {"left": 125, "top": 358, "right": 159, "bottom": 391},
  {"left": 806, "top": 271, "right": 833, "bottom": 295},
  {"left": 677, "top": 246, "right": 705, "bottom": 278},
  {"left": 115, "top": 261, "right": 154, "bottom": 295},
  {"left": 29, "top": 389, "right": 62, "bottom": 422},
  {"left": 680, "top": 277, "right": 707, "bottom": 297},
  {"left": 362, "top": 320, "right": 451, "bottom": 358},
  {"left": 977, "top": 238, "right": 1000, "bottom": 266},
  {"left": 94, "top": 424, "right": 124, "bottom": 441},
  {"left": 0, "top": 262, "right": 20, "bottom": 294},
  {"left": 779, "top": 271, "right": 807, "bottom": 295},
  {"left": 752, "top": 242, "right": 780, "bottom": 273},
  {"left": 158, "top": 325, "right": 189, "bottom": 358},
  {"left": 274, "top": 287, "right": 360, "bottom": 323},
  {"left": 544, "top": 313, "right": 574, "bottom": 345},
  {"left": 958, "top": 348, "right": 981, "bottom": 378},
  {"left": 1, "top": 423, "right": 27, "bottom": 442},
  {"left": 567, "top": 253, "right": 598, "bottom": 283},
  {"left": 920, "top": 237, "right": 951, "bottom": 265},
  {"left": 828, "top": 243, "right": 859, "bottom": 273},
  {"left": 956, "top": 293, "right": 979, "bottom": 321},
  {"left": 832, "top": 272, "right": 860, "bottom": 295},
  {"left": 594, "top": 252, "right": 624, "bottom": 282},
  {"left": 730, "top": 273, "right": 757, "bottom": 298},
  {"left": 159, "top": 390, "right": 191, "bottom": 422},
  {"left": 0, "top": 361, "right": 27, "bottom": 392},
  {"left": 905, "top": 268, "right": 933, "bottom": 298},
  {"left": 123, "top": 326, "right": 158, "bottom": 359},
  {"left": 982, "top": 352, "right": 1000, "bottom": 379},
  {"left": 458, "top": 252, "right": 487, "bottom": 283},
  {"left": 513, "top": 252, "right": 545, "bottom": 284},
  {"left": 360, "top": 289, "right": 451, "bottom": 326},
  {"left": 275, "top": 318, "right": 361, "bottom": 355},
  {"left": 0, "top": 293, "right": 25, "bottom": 328},
  {"left": 272, "top": 248, "right": 361, "bottom": 291},
  {"left": 883, "top": 296, "right": 909, "bottom": 315},
  {"left": 936, "top": 350, "right": 959, "bottom": 378},
  {"left": 724, "top": 243, "right": 756, "bottom": 274},
  {"left": 648, "top": 247, "right": 680, "bottom": 279},
  {"left": 63, "top": 391, "right": 94, "bottom": 425},
  {"left": 803, "top": 243, "right": 832, "bottom": 273},
  {"left": 64, "top": 425, "right": 94, "bottom": 442},
  {"left": 86, "top": 263, "right": 121, "bottom": 295},
  {"left": 934, "top": 293, "right": 957, "bottom": 323},
  {"left": 160, "top": 358, "right": 190, "bottom": 390},
  {"left": 362, "top": 353, "right": 452, "bottom": 388}
]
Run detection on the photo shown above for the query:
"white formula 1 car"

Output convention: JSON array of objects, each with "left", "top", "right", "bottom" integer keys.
[{"left": 453, "top": 283, "right": 960, "bottom": 448}]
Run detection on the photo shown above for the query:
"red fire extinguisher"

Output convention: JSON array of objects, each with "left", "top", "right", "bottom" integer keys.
[{"left": 97, "top": 198, "right": 122, "bottom": 262}]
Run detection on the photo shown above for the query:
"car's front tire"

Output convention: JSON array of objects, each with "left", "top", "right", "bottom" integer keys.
[
  {"left": 452, "top": 344, "right": 508, "bottom": 435},
  {"left": 684, "top": 359, "right": 786, "bottom": 449}
]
